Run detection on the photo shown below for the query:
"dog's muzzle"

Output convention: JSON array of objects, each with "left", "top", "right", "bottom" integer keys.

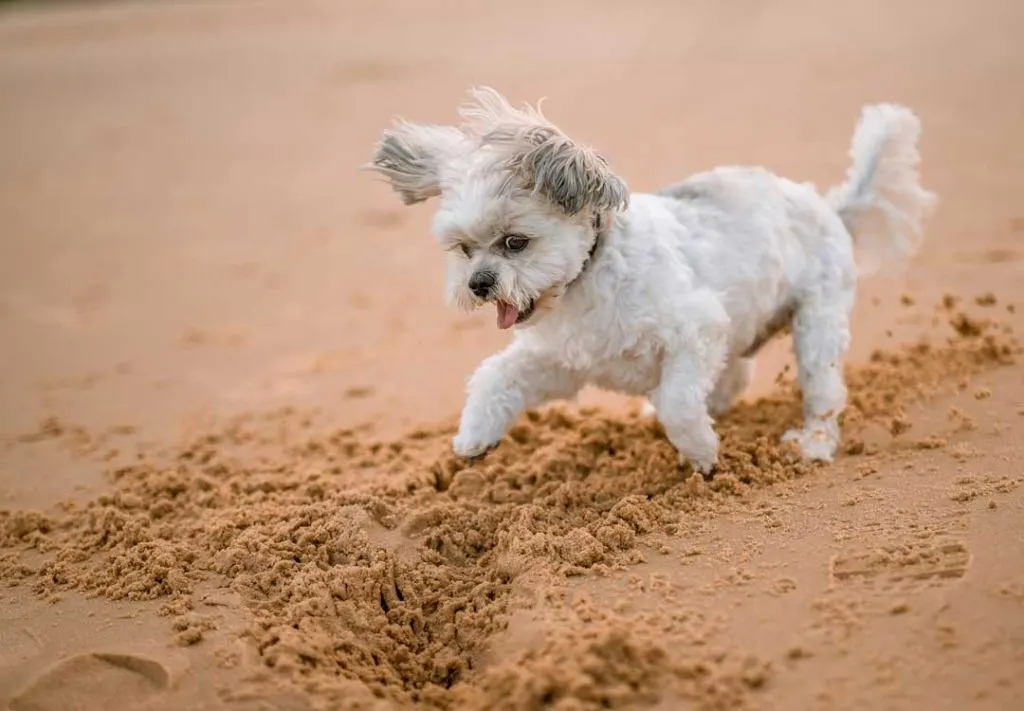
[{"left": 468, "top": 270, "right": 496, "bottom": 300}]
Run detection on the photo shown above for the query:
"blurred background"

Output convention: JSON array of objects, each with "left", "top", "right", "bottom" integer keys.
[{"left": 1, "top": 0, "right": 1021, "bottom": 478}]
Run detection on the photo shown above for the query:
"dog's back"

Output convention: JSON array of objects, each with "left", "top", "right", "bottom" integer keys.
[{"left": 648, "top": 166, "right": 848, "bottom": 358}]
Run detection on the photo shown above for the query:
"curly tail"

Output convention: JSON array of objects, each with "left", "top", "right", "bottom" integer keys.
[{"left": 826, "top": 104, "right": 937, "bottom": 275}]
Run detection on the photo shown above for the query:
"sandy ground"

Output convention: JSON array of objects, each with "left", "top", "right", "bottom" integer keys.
[{"left": 1, "top": 0, "right": 1023, "bottom": 709}]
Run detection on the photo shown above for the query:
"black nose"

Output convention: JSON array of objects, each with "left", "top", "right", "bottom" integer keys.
[{"left": 468, "top": 271, "right": 496, "bottom": 299}]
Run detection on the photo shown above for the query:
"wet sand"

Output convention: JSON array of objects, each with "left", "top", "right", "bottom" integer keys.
[{"left": 1, "top": 1, "right": 1023, "bottom": 709}]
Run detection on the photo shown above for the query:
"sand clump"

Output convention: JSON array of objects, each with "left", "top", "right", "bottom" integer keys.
[
  {"left": 456, "top": 621, "right": 769, "bottom": 711},
  {"left": 0, "top": 302, "right": 1018, "bottom": 709}
]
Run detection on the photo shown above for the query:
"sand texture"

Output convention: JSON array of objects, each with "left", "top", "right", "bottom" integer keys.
[{"left": 2, "top": 1, "right": 1023, "bottom": 710}]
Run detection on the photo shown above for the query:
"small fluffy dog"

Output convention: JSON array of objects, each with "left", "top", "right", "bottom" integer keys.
[{"left": 365, "top": 88, "right": 935, "bottom": 472}]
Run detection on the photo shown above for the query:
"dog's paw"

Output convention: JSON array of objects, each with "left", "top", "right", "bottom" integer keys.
[
  {"left": 640, "top": 400, "right": 659, "bottom": 419},
  {"left": 782, "top": 427, "right": 837, "bottom": 461},
  {"left": 452, "top": 432, "right": 500, "bottom": 462},
  {"left": 681, "top": 453, "right": 717, "bottom": 476},
  {"left": 666, "top": 424, "right": 719, "bottom": 476}
]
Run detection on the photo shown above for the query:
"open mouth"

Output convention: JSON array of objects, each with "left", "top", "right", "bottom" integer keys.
[{"left": 494, "top": 299, "right": 535, "bottom": 330}]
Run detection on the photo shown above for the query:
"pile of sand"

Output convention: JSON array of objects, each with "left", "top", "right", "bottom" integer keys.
[{"left": 0, "top": 299, "right": 1017, "bottom": 710}]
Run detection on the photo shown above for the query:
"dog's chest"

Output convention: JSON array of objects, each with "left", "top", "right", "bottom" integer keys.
[
  {"left": 584, "top": 348, "right": 663, "bottom": 395},
  {"left": 536, "top": 285, "right": 666, "bottom": 395},
  {"left": 542, "top": 322, "right": 663, "bottom": 395}
]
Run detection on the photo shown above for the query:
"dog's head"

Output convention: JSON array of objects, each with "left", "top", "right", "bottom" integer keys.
[{"left": 364, "top": 87, "right": 629, "bottom": 329}]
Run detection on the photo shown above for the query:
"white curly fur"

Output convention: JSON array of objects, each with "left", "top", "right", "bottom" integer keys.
[
  {"left": 826, "top": 103, "right": 937, "bottom": 275},
  {"left": 365, "top": 88, "right": 936, "bottom": 472}
]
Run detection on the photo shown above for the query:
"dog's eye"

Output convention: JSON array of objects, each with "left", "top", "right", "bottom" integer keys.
[
  {"left": 459, "top": 243, "right": 472, "bottom": 258},
  {"left": 503, "top": 234, "right": 529, "bottom": 253}
]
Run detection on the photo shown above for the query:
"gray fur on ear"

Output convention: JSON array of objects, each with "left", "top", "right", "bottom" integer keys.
[
  {"left": 364, "top": 120, "right": 465, "bottom": 205},
  {"left": 502, "top": 131, "right": 629, "bottom": 215},
  {"left": 459, "top": 86, "right": 629, "bottom": 216}
]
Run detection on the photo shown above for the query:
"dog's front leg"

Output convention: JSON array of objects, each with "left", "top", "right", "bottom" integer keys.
[
  {"left": 653, "top": 334, "right": 729, "bottom": 474},
  {"left": 453, "top": 342, "right": 579, "bottom": 460}
]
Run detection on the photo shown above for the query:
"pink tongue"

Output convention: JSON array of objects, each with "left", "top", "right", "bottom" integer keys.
[{"left": 496, "top": 301, "right": 520, "bottom": 330}]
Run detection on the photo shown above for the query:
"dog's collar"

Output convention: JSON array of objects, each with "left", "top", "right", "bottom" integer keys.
[{"left": 565, "top": 212, "right": 604, "bottom": 291}]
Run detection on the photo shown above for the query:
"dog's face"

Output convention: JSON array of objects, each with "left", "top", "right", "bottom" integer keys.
[{"left": 365, "top": 88, "right": 629, "bottom": 329}]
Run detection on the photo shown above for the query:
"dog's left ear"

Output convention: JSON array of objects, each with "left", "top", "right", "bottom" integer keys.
[
  {"left": 460, "top": 86, "right": 629, "bottom": 216},
  {"left": 364, "top": 120, "right": 465, "bottom": 205},
  {"left": 507, "top": 134, "right": 629, "bottom": 216}
]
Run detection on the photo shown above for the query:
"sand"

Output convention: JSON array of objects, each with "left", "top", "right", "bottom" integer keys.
[{"left": 1, "top": 1, "right": 1023, "bottom": 710}]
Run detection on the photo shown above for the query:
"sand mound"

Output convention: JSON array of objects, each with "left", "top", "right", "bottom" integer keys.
[
  {"left": 0, "top": 302, "right": 1017, "bottom": 710},
  {"left": 9, "top": 652, "right": 171, "bottom": 711}
]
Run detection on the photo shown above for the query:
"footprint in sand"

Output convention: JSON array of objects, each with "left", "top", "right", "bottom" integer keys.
[
  {"left": 830, "top": 539, "right": 971, "bottom": 588},
  {"left": 9, "top": 652, "right": 171, "bottom": 711}
]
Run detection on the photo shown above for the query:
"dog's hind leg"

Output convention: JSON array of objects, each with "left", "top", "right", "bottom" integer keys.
[{"left": 783, "top": 284, "right": 854, "bottom": 460}]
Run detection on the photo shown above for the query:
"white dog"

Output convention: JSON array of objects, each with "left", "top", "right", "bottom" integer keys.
[{"left": 365, "top": 88, "right": 935, "bottom": 472}]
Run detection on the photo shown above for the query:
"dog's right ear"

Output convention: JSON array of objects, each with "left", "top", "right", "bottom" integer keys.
[{"left": 363, "top": 121, "right": 464, "bottom": 205}]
